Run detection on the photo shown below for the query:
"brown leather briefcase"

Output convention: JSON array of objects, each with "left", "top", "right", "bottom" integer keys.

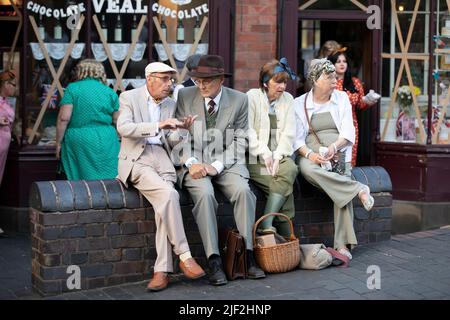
[{"left": 219, "top": 229, "right": 247, "bottom": 281}]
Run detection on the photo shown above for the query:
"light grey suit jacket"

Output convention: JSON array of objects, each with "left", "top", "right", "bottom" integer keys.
[
  {"left": 174, "top": 85, "right": 249, "bottom": 186},
  {"left": 116, "top": 85, "right": 179, "bottom": 187}
]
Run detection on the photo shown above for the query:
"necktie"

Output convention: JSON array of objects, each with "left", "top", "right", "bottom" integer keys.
[{"left": 207, "top": 100, "right": 216, "bottom": 116}]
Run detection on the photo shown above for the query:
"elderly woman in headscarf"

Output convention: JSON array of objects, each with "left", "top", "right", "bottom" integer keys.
[
  {"left": 246, "top": 58, "right": 299, "bottom": 237},
  {"left": 293, "top": 58, "right": 374, "bottom": 260},
  {"left": 56, "top": 59, "right": 120, "bottom": 180}
]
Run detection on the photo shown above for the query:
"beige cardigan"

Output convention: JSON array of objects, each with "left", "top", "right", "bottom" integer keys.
[{"left": 247, "top": 88, "right": 296, "bottom": 161}]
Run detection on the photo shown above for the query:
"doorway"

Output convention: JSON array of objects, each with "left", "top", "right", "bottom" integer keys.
[{"left": 297, "top": 20, "right": 376, "bottom": 166}]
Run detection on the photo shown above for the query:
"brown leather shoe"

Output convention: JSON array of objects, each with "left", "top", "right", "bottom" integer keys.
[
  {"left": 179, "top": 257, "right": 206, "bottom": 279},
  {"left": 147, "top": 272, "right": 169, "bottom": 292}
]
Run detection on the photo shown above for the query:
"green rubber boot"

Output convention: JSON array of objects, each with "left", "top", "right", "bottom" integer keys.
[
  {"left": 257, "top": 193, "right": 287, "bottom": 234},
  {"left": 274, "top": 194, "right": 295, "bottom": 238}
]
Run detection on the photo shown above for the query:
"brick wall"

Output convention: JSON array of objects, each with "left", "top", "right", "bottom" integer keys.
[
  {"left": 234, "top": 0, "right": 278, "bottom": 92},
  {"left": 29, "top": 166, "right": 393, "bottom": 296}
]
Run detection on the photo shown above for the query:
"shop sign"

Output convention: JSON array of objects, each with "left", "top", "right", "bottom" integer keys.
[
  {"left": 26, "top": 0, "right": 208, "bottom": 20},
  {"left": 92, "top": 0, "right": 208, "bottom": 19},
  {"left": 26, "top": 1, "right": 86, "bottom": 19}
]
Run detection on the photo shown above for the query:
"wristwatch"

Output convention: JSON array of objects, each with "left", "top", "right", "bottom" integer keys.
[
  {"left": 185, "top": 158, "right": 199, "bottom": 169},
  {"left": 305, "top": 149, "right": 313, "bottom": 159}
]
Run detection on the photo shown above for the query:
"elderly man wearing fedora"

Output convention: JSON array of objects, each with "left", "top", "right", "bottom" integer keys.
[
  {"left": 173, "top": 54, "right": 266, "bottom": 285},
  {"left": 116, "top": 61, "right": 204, "bottom": 292}
]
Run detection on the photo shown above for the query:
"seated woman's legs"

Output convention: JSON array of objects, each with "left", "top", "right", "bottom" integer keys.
[
  {"left": 256, "top": 157, "right": 298, "bottom": 234},
  {"left": 272, "top": 193, "right": 295, "bottom": 238},
  {"left": 299, "top": 160, "right": 360, "bottom": 256}
]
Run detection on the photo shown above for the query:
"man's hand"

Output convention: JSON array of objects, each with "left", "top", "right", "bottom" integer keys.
[
  {"left": 177, "top": 115, "right": 198, "bottom": 130},
  {"left": 271, "top": 159, "right": 280, "bottom": 176},
  {"left": 55, "top": 144, "right": 61, "bottom": 160},
  {"left": 159, "top": 118, "right": 183, "bottom": 130},
  {"left": 189, "top": 163, "right": 208, "bottom": 179},
  {"left": 263, "top": 155, "right": 273, "bottom": 176},
  {"left": 204, "top": 164, "right": 218, "bottom": 177}
]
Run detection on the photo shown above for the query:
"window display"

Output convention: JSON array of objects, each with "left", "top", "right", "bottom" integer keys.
[
  {"left": 380, "top": 0, "right": 450, "bottom": 145},
  {"left": 18, "top": 0, "right": 209, "bottom": 148}
]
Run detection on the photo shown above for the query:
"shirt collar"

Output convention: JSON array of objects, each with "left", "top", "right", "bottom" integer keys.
[
  {"left": 205, "top": 87, "right": 223, "bottom": 107},
  {"left": 145, "top": 87, "right": 166, "bottom": 106},
  {"left": 306, "top": 89, "right": 339, "bottom": 109}
]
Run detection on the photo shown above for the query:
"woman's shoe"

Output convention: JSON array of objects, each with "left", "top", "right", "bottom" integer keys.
[
  {"left": 338, "top": 247, "right": 353, "bottom": 260},
  {"left": 359, "top": 185, "right": 374, "bottom": 212}
]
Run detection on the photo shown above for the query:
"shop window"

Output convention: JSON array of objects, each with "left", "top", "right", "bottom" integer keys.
[
  {"left": 24, "top": 0, "right": 86, "bottom": 147},
  {"left": 380, "top": 0, "right": 450, "bottom": 145},
  {"left": 298, "top": 0, "right": 369, "bottom": 11},
  {"left": 18, "top": 0, "right": 210, "bottom": 148},
  {"left": 431, "top": 0, "right": 450, "bottom": 144},
  {"left": 152, "top": 0, "right": 209, "bottom": 75},
  {"left": 298, "top": 20, "right": 320, "bottom": 83},
  {"left": 91, "top": 4, "right": 150, "bottom": 92}
]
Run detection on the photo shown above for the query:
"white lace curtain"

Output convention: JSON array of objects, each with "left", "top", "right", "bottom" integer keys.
[
  {"left": 29, "top": 42, "right": 147, "bottom": 62},
  {"left": 154, "top": 43, "right": 208, "bottom": 62},
  {"left": 30, "top": 43, "right": 85, "bottom": 60},
  {"left": 91, "top": 43, "right": 147, "bottom": 62}
]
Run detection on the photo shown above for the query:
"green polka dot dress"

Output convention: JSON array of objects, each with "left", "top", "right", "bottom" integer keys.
[{"left": 59, "top": 78, "right": 120, "bottom": 180}]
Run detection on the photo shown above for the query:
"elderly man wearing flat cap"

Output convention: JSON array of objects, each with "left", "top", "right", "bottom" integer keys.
[
  {"left": 174, "top": 54, "right": 266, "bottom": 285},
  {"left": 116, "top": 62, "right": 204, "bottom": 292}
]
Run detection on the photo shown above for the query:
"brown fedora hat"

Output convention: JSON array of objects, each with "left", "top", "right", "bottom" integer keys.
[{"left": 188, "top": 55, "right": 232, "bottom": 78}]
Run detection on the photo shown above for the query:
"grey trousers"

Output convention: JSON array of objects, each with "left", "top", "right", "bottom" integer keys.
[
  {"left": 130, "top": 145, "right": 190, "bottom": 273},
  {"left": 299, "top": 159, "right": 360, "bottom": 250},
  {"left": 183, "top": 169, "right": 256, "bottom": 258}
]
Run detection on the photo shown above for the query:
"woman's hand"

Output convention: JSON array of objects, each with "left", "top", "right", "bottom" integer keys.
[
  {"left": 0, "top": 117, "right": 9, "bottom": 126},
  {"left": 56, "top": 144, "right": 61, "bottom": 160},
  {"left": 271, "top": 159, "right": 280, "bottom": 176},
  {"left": 308, "top": 152, "right": 328, "bottom": 164},
  {"left": 263, "top": 155, "right": 274, "bottom": 176},
  {"left": 324, "top": 144, "right": 336, "bottom": 161}
]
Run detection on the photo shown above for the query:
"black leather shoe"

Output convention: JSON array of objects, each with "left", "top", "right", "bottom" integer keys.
[
  {"left": 208, "top": 255, "right": 228, "bottom": 286},
  {"left": 246, "top": 250, "right": 266, "bottom": 279}
]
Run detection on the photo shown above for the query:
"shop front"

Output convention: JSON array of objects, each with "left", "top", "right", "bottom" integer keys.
[
  {"left": 280, "top": 0, "right": 450, "bottom": 233},
  {"left": 1, "top": 0, "right": 449, "bottom": 234},
  {"left": 0, "top": 0, "right": 235, "bottom": 231}
]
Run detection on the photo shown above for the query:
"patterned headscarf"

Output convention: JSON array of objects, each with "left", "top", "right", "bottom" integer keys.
[{"left": 307, "top": 58, "right": 335, "bottom": 83}]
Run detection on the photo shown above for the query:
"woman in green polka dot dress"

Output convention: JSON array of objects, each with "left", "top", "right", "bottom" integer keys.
[{"left": 56, "top": 59, "right": 120, "bottom": 180}]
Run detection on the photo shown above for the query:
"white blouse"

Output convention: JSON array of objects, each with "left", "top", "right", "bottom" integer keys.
[{"left": 293, "top": 89, "right": 356, "bottom": 162}]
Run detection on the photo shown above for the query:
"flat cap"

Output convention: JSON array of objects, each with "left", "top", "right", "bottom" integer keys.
[{"left": 145, "top": 62, "right": 176, "bottom": 77}]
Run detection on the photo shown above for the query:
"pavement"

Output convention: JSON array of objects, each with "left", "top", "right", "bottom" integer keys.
[{"left": 1, "top": 228, "right": 450, "bottom": 301}]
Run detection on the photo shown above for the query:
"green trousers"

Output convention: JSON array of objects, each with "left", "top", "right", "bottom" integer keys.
[{"left": 248, "top": 156, "right": 298, "bottom": 229}]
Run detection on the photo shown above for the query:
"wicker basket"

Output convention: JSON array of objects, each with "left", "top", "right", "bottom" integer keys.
[{"left": 253, "top": 213, "right": 300, "bottom": 273}]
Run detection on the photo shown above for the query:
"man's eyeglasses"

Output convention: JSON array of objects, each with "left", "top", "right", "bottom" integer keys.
[
  {"left": 149, "top": 75, "right": 175, "bottom": 83},
  {"left": 192, "top": 77, "right": 218, "bottom": 87}
]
